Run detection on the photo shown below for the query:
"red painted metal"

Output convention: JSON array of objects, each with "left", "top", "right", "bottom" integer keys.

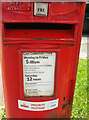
[{"left": 1, "top": 2, "right": 86, "bottom": 118}]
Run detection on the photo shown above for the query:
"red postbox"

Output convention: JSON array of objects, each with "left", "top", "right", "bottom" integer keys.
[{"left": 1, "top": 2, "right": 86, "bottom": 118}]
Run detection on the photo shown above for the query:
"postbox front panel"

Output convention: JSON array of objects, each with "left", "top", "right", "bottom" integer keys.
[
  {"left": 1, "top": 2, "right": 86, "bottom": 118},
  {"left": 2, "top": 43, "right": 73, "bottom": 118}
]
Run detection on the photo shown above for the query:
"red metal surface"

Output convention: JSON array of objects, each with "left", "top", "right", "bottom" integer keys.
[{"left": 1, "top": 2, "right": 86, "bottom": 118}]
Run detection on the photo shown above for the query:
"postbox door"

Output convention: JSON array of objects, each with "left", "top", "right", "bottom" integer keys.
[{"left": 18, "top": 47, "right": 59, "bottom": 98}]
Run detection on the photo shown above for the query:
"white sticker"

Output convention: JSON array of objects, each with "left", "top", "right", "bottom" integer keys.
[
  {"left": 34, "top": 3, "right": 48, "bottom": 16},
  {"left": 18, "top": 99, "right": 59, "bottom": 111},
  {"left": 23, "top": 52, "right": 56, "bottom": 97}
]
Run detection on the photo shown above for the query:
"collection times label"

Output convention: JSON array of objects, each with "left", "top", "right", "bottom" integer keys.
[{"left": 23, "top": 52, "right": 56, "bottom": 97}]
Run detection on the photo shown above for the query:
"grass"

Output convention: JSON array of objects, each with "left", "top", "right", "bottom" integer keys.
[
  {"left": 0, "top": 101, "right": 6, "bottom": 119},
  {"left": 1, "top": 107, "right": 6, "bottom": 119},
  {"left": 0, "top": 59, "right": 88, "bottom": 119},
  {"left": 88, "top": 59, "right": 89, "bottom": 118},
  {"left": 71, "top": 59, "right": 87, "bottom": 118}
]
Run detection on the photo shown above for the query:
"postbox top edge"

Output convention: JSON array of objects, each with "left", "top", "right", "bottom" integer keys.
[
  {"left": 2, "top": 2, "right": 86, "bottom": 22},
  {"left": 0, "top": 0, "right": 88, "bottom": 2}
]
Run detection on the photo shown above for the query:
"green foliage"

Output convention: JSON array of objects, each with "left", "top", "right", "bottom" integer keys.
[
  {"left": 87, "top": 59, "right": 89, "bottom": 118},
  {"left": 1, "top": 107, "right": 6, "bottom": 119},
  {"left": 71, "top": 59, "right": 87, "bottom": 118}
]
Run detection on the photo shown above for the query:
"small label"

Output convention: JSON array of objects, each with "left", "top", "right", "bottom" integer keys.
[
  {"left": 34, "top": 3, "right": 48, "bottom": 16},
  {"left": 18, "top": 99, "right": 59, "bottom": 111},
  {"left": 23, "top": 52, "right": 56, "bottom": 97}
]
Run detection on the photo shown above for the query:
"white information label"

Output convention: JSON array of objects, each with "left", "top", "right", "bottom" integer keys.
[
  {"left": 34, "top": 3, "right": 48, "bottom": 16},
  {"left": 18, "top": 99, "right": 59, "bottom": 111},
  {"left": 23, "top": 52, "right": 56, "bottom": 97}
]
